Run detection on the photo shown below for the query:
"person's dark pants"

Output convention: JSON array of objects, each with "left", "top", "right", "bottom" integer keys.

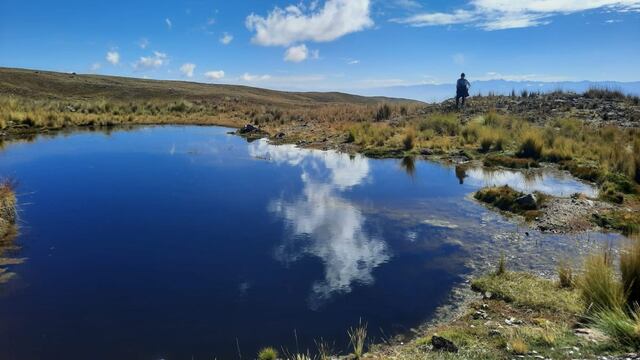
[{"left": 456, "top": 95, "right": 467, "bottom": 108}]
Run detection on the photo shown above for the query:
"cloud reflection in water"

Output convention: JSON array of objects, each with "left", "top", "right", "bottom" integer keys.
[{"left": 249, "top": 140, "right": 389, "bottom": 309}]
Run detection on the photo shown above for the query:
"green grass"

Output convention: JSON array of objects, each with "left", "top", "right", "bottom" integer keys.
[
  {"left": 471, "top": 272, "right": 583, "bottom": 313},
  {"left": 579, "top": 250, "right": 625, "bottom": 313}
]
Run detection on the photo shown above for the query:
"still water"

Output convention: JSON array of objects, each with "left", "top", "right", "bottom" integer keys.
[{"left": 0, "top": 126, "right": 617, "bottom": 359}]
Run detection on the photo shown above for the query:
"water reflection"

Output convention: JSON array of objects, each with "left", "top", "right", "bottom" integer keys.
[
  {"left": 400, "top": 157, "right": 416, "bottom": 178},
  {"left": 463, "top": 166, "right": 597, "bottom": 197},
  {"left": 249, "top": 140, "right": 389, "bottom": 309}
]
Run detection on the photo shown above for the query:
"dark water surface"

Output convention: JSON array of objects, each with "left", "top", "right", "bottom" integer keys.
[{"left": 0, "top": 126, "right": 618, "bottom": 359}]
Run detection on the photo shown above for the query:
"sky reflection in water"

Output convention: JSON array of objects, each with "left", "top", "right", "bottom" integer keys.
[
  {"left": 249, "top": 140, "right": 388, "bottom": 309},
  {"left": 0, "top": 127, "right": 612, "bottom": 359}
]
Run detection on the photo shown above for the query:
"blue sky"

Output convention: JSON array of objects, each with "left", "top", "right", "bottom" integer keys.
[{"left": 1, "top": 0, "right": 639, "bottom": 91}]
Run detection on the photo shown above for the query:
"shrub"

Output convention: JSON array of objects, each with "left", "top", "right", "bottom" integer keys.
[
  {"left": 345, "top": 130, "right": 355, "bottom": 143},
  {"left": 493, "top": 134, "right": 505, "bottom": 151},
  {"left": 479, "top": 136, "right": 493, "bottom": 153},
  {"left": 508, "top": 338, "right": 528, "bottom": 355},
  {"left": 517, "top": 131, "right": 544, "bottom": 159},
  {"left": 496, "top": 253, "right": 506, "bottom": 276},
  {"left": 258, "top": 347, "right": 278, "bottom": 360},
  {"left": 579, "top": 250, "right": 625, "bottom": 313},
  {"left": 375, "top": 104, "right": 391, "bottom": 121},
  {"left": 402, "top": 131, "right": 415, "bottom": 151},
  {"left": 557, "top": 261, "right": 574, "bottom": 288}
]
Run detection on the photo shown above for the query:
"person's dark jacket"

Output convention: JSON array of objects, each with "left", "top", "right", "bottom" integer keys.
[{"left": 456, "top": 78, "right": 470, "bottom": 97}]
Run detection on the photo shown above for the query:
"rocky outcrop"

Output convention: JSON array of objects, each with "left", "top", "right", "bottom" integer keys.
[{"left": 422, "top": 92, "right": 640, "bottom": 128}]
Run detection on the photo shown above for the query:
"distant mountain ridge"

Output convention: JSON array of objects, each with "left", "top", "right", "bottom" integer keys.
[{"left": 352, "top": 80, "right": 640, "bottom": 103}]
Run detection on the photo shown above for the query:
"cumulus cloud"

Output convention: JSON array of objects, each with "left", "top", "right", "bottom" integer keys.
[
  {"left": 204, "top": 70, "right": 225, "bottom": 80},
  {"left": 246, "top": 0, "right": 373, "bottom": 46},
  {"left": 133, "top": 51, "right": 168, "bottom": 70},
  {"left": 180, "top": 63, "right": 196, "bottom": 77},
  {"left": 392, "top": 0, "right": 640, "bottom": 30},
  {"left": 284, "top": 44, "right": 310, "bottom": 62},
  {"left": 165, "top": 18, "right": 172, "bottom": 29},
  {"left": 219, "top": 32, "right": 233, "bottom": 45},
  {"left": 106, "top": 51, "right": 120, "bottom": 65}
]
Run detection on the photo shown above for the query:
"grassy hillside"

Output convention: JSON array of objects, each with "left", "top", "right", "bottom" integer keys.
[{"left": 0, "top": 67, "right": 409, "bottom": 107}]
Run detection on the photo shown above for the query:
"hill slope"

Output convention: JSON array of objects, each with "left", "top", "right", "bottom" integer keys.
[{"left": 0, "top": 67, "right": 413, "bottom": 107}]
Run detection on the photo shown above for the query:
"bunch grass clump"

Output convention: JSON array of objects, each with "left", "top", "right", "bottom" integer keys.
[
  {"left": 348, "top": 319, "right": 367, "bottom": 359},
  {"left": 258, "top": 347, "right": 278, "bottom": 360}
]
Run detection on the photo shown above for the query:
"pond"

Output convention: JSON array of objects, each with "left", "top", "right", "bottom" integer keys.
[{"left": 0, "top": 126, "right": 620, "bottom": 359}]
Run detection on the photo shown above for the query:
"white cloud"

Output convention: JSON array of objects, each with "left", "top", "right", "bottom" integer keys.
[
  {"left": 90, "top": 63, "right": 101, "bottom": 72},
  {"left": 106, "top": 51, "right": 120, "bottom": 65},
  {"left": 133, "top": 51, "right": 168, "bottom": 70},
  {"left": 246, "top": 0, "right": 373, "bottom": 46},
  {"left": 165, "top": 18, "right": 172, "bottom": 29},
  {"left": 204, "top": 70, "right": 225, "bottom": 80},
  {"left": 394, "top": 10, "right": 476, "bottom": 27},
  {"left": 139, "top": 38, "right": 149, "bottom": 49},
  {"left": 392, "top": 0, "right": 640, "bottom": 30},
  {"left": 180, "top": 63, "right": 196, "bottom": 77},
  {"left": 242, "top": 73, "right": 273, "bottom": 82},
  {"left": 393, "top": 0, "right": 422, "bottom": 9},
  {"left": 347, "top": 59, "right": 360, "bottom": 65},
  {"left": 219, "top": 32, "right": 234, "bottom": 45},
  {"left": 474, "top": 71, "right": 570, "bottom": 82},
  {"left": 284, "top": 44, "right": 309, "bottom": 62},
  {"left": 239, "top": 73, "right": 327, "bottom": 88}
]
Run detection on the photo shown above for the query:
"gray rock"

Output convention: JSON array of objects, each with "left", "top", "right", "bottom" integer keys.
[
  {"left": 238, "top": 124, "right": 259, "bottom": 134},
  {"left": 516, "top": 193, "right": 538, "bottom": 209},
  {"left": 431, "top": 335, "right": 458, "bottom": 353}
]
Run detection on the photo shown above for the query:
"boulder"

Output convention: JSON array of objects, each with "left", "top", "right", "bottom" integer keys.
[
  {"left": 431, "top": 335, "right": 458, "bottom": 353},
  {"left": 515, "top": 193, "right": 538, "bottom": 209},
  {"left": 238, "top": 124, "right": 259, "bottom": 134}
]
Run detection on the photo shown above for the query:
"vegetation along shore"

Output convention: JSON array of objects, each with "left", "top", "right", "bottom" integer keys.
[{"left": 2, "top": 67, "right": 640, "bottom": 358}]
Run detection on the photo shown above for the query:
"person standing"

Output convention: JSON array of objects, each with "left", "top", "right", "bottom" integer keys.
[{"left": 456, "top": 73, "right": 471, "bottom": 109}]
